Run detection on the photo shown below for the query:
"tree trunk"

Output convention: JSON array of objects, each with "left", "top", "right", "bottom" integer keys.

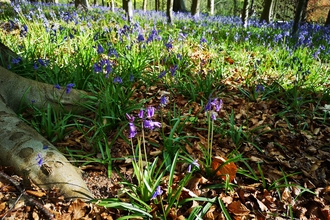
[
  {"left": 260, "top": 0, "right": 274, "bottom": 23},
  {"left": 191, "top": 0, "right": 200, "bottom": 17},
  {"left": 143, "top": 0, "right": 147, "bottom": 11},
  {"left": 326, "top": 9, "right": 330, "bottom": 26},
  {"left": 242, "top": 0, "right": 250, "bottom": 28},
  {"left": 111, "top": 0, "right": 115, "bottom": 11},
  {"left": 155, "top": 0, "right": 160, "bottom": 11},
  {"left": 167, "top": 0, "right": 174, "bottom": 24},
  {"left": 75, "top": 0, "right": 89, "bottom": 10},
  {"left": 207, "top": 0, "right": 214, "bottom": 15},
  {"left": 233, "top": 0, "right": 237, "bottom": 16},
  {"left": 0, "top": 44, "right": 93, "bottom": 200},
  {"left": 123, "top": 0, "right": 133, "bottom": 23},
  {"left": 173, "top": 0, "right": 186, "bottom": 12},
  {"left": 292, "top": 0, "right": 308, "bottom": 35}
]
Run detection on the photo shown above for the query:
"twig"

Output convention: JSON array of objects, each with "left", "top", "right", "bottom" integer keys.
[{"left": 0, "top": 170, "right": 55, "bottom": 220}]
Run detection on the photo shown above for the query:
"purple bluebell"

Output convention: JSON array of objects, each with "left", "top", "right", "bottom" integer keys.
[
  {"left": 170, "top": 65, "right": 178, "bottom": 76},
  {"left": 256, "top": 84, "right": 265, "bottom": 93},
  {"left": 137, "top": 33, "right": 144, "bottom": 42},
  {"left": 160, "top": 96, "right": 168, "bottom": 107},
  {"left": 66, "top": 83, "right": 75, "bottom": 94},
  {"left": 138, "top": 110, "right": 144, "bottom": 119},
  {"left": 97, "top": 44, "right": 104, "bottom": 54},
  {"left": 144, "top": 120, "right": 161, "bottom": 130},
  {"left": 126, "top": 114, "right": 137, "bottom": 138},
  {"left": 146, "top": 106, "right": 155, "bottom": 119},
  {"left": 187, "top": 159, "right": 200, "bottom": 173},
  {"left": 200, "top": 36, "right": 207, "bottom": 44},
  {"left": 93, "top": 62, "right": 103, "bottom": 73},
  {"left": 36, "top": 154, "right": 43, "bottom": 167},
  {"left": 54, "top": 84, "right": 61, "bottom": 90},
  {"left": 11, "top": 57, "right": 22, "bottom": 64},
  {"left": 151, "top": 186, "right": 163, "bottom": 199},
  {"left": 158, "top": 70, "right": 167, "bottom": 78},
  {"left": 113, "top": 76, "right": 123, "bottom": 84}
]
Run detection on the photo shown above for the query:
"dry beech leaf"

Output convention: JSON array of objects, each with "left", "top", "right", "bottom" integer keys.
[
  {"left": 227, "top": 200, "right": 250, "bottom": 216},
  {"left": 212, "top": 156, "right": 237, "bottom": 182}
]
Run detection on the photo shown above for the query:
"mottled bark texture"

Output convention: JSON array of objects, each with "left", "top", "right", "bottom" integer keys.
[{"left": 0, "top": 43, "right": 93, "bottom": 200}]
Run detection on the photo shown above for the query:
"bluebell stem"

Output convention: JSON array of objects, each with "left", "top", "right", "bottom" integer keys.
[{"left": 151, "top": 186, "right": 163, "bottom": 199}]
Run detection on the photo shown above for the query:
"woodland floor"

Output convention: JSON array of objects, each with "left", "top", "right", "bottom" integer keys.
[{"left": 0, "top": 78, "right": 330, "bottom": 220}]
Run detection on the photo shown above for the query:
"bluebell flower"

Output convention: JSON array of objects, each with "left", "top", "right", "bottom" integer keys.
[
  {"left": 137, "top": 33, "right": 144, "bottom": 42},
  {"left": 146, "top": 106, "right": 155, "bottom": 119},
  {"left": 93, "top": 62, "right": 103, "bottom": 73},
  {"left": 200, "top": 36, "right": 207, "bottom": 44},
  {"left": 151, "top": 186, "right": 163, "bottom": 199},
  {"left": 43, "top": 145, "right": 49, "bottom": 150},
  {"left": 187, "top": 159, "right": 200, "bottom": 173},
  {"left": 97, "top": 44, "right": 104, "bottom": 54},
  {"left": 255, "top": 84, "right": 265, "bottom": 93},
  {"left": 33, "top": 62, "right": 39, "bottom": 70},
  {"left": 66, "top": 83, "right": 75, "bottom": 94},
  {"left": 144, "top": 120, "right": 161, "bottom": 130},
  {"left": 170, "top": 65, "right": 178, "bottom": 76},
  {"left": 11, "top": 57, "right": 22, "bottom": 64},
  {"left": 211, "top": 111, "right": 217, "bottom": 121},
  {"left": 138, "top": 110, "right": 144, "bottom": 119},
  {"left": 113, "top": 76, "right": 123, "bottom": 84},
  {"left": 37, "top": 58, "right": 48, "bottom": 67},
  {"left": 160, "top": 96, "right": 168, "bottom": 107},
  {"left": 158, "top": 70, "right": 167, "bottom": 78},
  {"left": 126, "top": 113, "right": 137, "bottom": 138},
  {"left": 36, "top": 154, "right": 43, "bottom": 167},
  {"left": 108, "top": 48, "right": 118, "bottom": 58},
  {"left": 165, "top": 42, "right": 172, "bottom": 51},
  {"left": 54, "top": 84, "right": 61, "bottom": 90}
]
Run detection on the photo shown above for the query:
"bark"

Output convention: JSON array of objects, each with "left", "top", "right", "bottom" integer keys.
[
  {"left": 207, "top": 0, "right": 214, "bottom": 15},
  {"left": 123, "top": 0, "right": 133, "bottom": 23},
  {"left": 191, "top": 0, "right": 200, "bottom": 17},
  {"left": 155, "top": 0, "right": 160, "bottom": 11},
  {"left": 75, "top": 0, "right": 89, "bottom": 10},
  {"left": 111, "top": 0, "right": 115, "bottom": 12},
  {"left": 173, "top": 0, "right": 186, "bottom": 12},
  {"left": 326, "top": 9, "right": 330, "bottom": 26},
  {"left": 143, "top": 0, "right": 147, "bottom": 11},
  {"left": 233, "top": 0, "right": 237, "bottom": 16},
  {"left": 167, "top": 0, "right": 174, "bottom": 24},
  {"left": 260, "top": 0, "right": 274, "bottom": 23},
  {"left": 0, "top": 43, "right": 94, "bottom": 200},
  {"left": 242, "top": 0, "right": 250, "bottom": 28},
  {"left": 292, "top": 0, "right": 308, "bottom": 35}
]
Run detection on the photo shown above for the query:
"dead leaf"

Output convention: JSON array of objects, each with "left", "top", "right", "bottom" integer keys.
[
  {"left": 228, "top": 200, "right": 250, "bottom": 216},
  {"left": 212, "top": 156, "right": 237, "bottom": 182}
]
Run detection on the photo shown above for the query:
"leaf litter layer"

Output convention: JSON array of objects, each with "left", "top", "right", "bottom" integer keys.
[{"left": 0, "top": 2, "right": 330, "bottom": 219}]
